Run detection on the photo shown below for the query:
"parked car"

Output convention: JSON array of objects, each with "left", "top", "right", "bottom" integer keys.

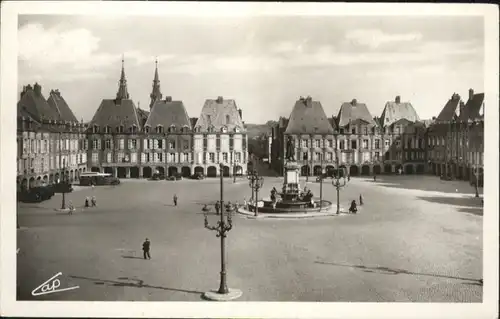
[
  {"left": 440, "top": 174, "right": 453, "bottom": 181},
  {"left": 52, "top": 182, "right": 73, "bottom": 193},
  {"left": 151, "top": 173, "right": 166, "bottom": 181},
  {"left": 18, "top": 184, "right": 54, "bottom": 203},
  {"left": 167, "top": 173, "right": 183, "bottom": 181},
  {"left": 190, "top": 173, "right": 204, "bottom": 180}
]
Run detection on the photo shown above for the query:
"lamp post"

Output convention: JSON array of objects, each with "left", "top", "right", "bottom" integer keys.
[
  {"left": 248, "top": 170, "right": 264, "bottom": 216},
  {"left": 61, "top": 158, "right": 67, "bottom": 210},
  {"left": 202, "top": 163, "right": 242, "bottom": 301},
  {"left": 332, "top": 157, "right": 347, "bottom": 214},
  {"left": 233, "top": 158, "right": 237, "bottom": 184},
  {"left": 319, "top": 152, "right": 324, "bottom": 211}
]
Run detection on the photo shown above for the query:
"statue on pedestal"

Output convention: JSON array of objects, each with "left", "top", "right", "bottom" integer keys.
[{"left": 286, "top": 136, "right": 295, "bottom": 162}]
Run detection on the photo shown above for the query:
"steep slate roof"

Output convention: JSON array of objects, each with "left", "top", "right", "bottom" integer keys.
[
  {"left": 380, "top": 96, "right": 420, "bottom": 127},
  {"left": 17, "top": 83, "right": 61, "bottom": 122},
  {"left": 145, "top": 98, "right": 191, "bottom": 129},
  {"left": 89, "top": 99, "right": 141, "bottom": 129},
  {"left": 195, "top": 96, "right": 244, "bottom": 131},
  {"left": 190, "top": 117, "right": 198, "bottom": 128},
  {"left": 136, "top": 106, "right": 150, "bottom": 127},
  {"left": 329, "top": 116, "right": 338, "bottom": 131},
  {"left": 46, "top": 89, "right": 78, "bottom": 122},
  {"left": 459, "top": 92, "right": 484, "bottom": 121},
  {"left": 337, "top": 99, "right": 376, "bottom": 127},
  {"left": 284, "top": 97, "right": 334, "bottom": 135},
  {"left": 436, "top": 93, "right": 461, "bottom": 122}
]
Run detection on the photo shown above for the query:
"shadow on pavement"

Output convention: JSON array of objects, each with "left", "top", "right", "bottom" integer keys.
[
  {"left": 121, "top": 255, "right": 144, "bottom": 260},
  {"left": 367, "top": 176, "right": 481, "bottom": 194},
  {"left": 315, "top": 261, "right": 483, "bottom": 285},
  {"left": 417, "top": 195, "right": 483, "bottom": 216},
  {"left": 457, "top": 207, "right": 484, "bottom": 216},
  {"left": 70, "top": 275, "right": 204, "bottom": 296}
]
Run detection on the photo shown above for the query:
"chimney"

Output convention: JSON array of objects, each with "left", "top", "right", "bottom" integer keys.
[
  {"left": 395, "top": 96, "right": 401, "bottom": 104},
  {"left": 165, "top": 96, "right": 172, "bottom": 102},
  {"left": 216, "top": 96, "right": 223, "bottom": 103},
  {"left": 469, "top": 88, "right": 474, "bottom": 100},
  {"left": 33, "top": 83, "right": 42, "bottom": 95},
  {"left": 238, "top": 108, "right": 242, "bottom": 119},
  {"left": 351, "top": 99, "right": 357, "bottom": 106}
]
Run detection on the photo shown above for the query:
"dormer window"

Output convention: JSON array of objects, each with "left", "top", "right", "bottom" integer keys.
[
  {"left": 234, "top": 126, "right": 241, "bottom": 133},
  {"left": 131, "top": 124, "right": 137, "bottom": 134},
  {"left": 221, "top": 126, "right": 228, "bottom": 133},
  {"left": 208, "top": 125, "right": 215, "bottom": 133},
  {"left": 144, "top": 125, "right": 150, "bottom": 133},
  {"left": 182, "top": 125, "right": 189, "bottom": 133},
  {"left": 169, "top": 125, "right": 176, "bottom": 133},
  {"left": 156, "top": 125, "right": 163, "bottom": 134},
  {"left": 93, "top": 125, "right": 99, "bottom": 134},
  {"left": 116, "top": 125, "right": 124, "bottom": 134},
  {"left": 104, "top": 126, "right": 111, "bottom": 134},
  {"left": 195, "top": 126, "right": 201, "bottom": 133}
]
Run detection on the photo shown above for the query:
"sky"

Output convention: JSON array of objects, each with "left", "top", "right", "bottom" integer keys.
[{"left": 18, "top": 15, "right": 484, "bottom": 124}]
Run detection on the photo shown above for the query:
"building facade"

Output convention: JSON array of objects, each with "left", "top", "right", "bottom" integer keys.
[
  {"left": 427, "top": 89, "right": 484, "bottom": 181},
  {"left": 17, "top": 83, "right": 87, "bottom": 191},
  {"left": 192, "top": 96, "right": 248, "bottom": 177},
  {"left": 86, "top": 59, "right": 248, "bottom": 178},
  {"left": 271, "top": 95, "right": 430, "bottom": 177}
]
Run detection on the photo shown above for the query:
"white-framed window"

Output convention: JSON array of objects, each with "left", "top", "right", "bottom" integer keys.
[
  {"left": 315, "top": 140, "right": 320, "bottom": 148},
  {"left": 209, "top": 153, "right": 215, "bottom": 163},
  {"left": 327, "top": 152, "right": 333, "bottom": 161},
  {"left": 92, "top": 140, "right": 98, "bottom": 150},
  {"left": 328, "top": 140, "right": 333, "bottom": 148},
  {"left": 235, "top": 152, "right": 241, "bottom": 162},
  {"left": 105, "top": 140, "right": 112, "bottom": 149},
  {"left": 375, "top": 139, "right": 380, "bottom": 149},
  {"left": 153, "top": 139, "right": 159, "bottom": 150},
  {"left": 374, "top": 152, "right": 380, "bottom": 161},
  {"left": 156, "top": 125, "right": 163, "bottom": 134},
  {"left": 131, "top": 152, "right": 137, "bottom": 163},
  {"left": 222, "top": 152, "right": 228, "bottom": 162},
  {"left": 362, "top": 139, "right": 368, "bottom": 149},
  {"left": 158, "top": 153, "right": 163, "bottom": 163},
  {"left": 117, "top": 152, "right": 125, "bottom": 163},
  {"left": 315, "top": 152, "right": 321, "bottom": 161},
  {"left": 183, "top": 153, "right": 189, "bottom": 162},
  {"left": 119, "top": 139, "right": 125, "bottom": 150},
  {"left": 169, "top": 140, "right": 176, "bottom": 149},
  {"left": 92, "top": 153, "right": 99, "bottom": 163},
  {"left": 106, "top": 153, "right": 112, "bottom": 163},
  {"left": 385, "top": 139, "right": 390, "bottom": 148}
]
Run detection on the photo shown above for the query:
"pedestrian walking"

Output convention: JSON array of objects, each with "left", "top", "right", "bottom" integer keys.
[
  {"left": 347, "top": 175, "right": 351, "bottom": 182},
  {"left": 359, "top": 194, "right": 363, "bottom": 206},
  {"left": 84, "top": 197, "right": 90, "bottom": 208},
  {"left": 373, "top": 175, "right": 377, "bottom": 182},
  {"left": 68, "top": 201, "right": 75, "bottom": 215},
  {"left": 91, "top": 196, "right": 97, "bottom": 207},
  {"left": 173, "top": 194, "right": 178, "bottom": 206},
  {"left": 142, "top": 238, "right": 151, "bottom": 260},
  {"left": 215, "top": 200, "right": 220, "bottom": 215},
  {"left": 243, "top": 197, "right": 248, "bottom": 210}
]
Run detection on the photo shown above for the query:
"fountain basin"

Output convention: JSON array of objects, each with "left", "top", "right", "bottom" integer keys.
[{"left": 248, "top": 198, "right": 333, "bottom": 214}]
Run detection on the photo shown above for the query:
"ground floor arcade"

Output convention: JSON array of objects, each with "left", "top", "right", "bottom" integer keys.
[
  {"left": 93, "top": 163, "right": 248, "bottom": 178},
  {"left": 298, "top": 162, "right": 427, "bottom": 177},
  {"left": 17, "top": 165, "right": 88, "bottom": 191}
]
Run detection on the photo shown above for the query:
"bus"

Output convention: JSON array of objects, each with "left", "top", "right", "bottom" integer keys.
[{"left": 79, "top": 172, "right": 120, "bottom": 186}]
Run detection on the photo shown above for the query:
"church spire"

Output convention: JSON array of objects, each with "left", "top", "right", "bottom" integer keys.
[
  {"left": 116, "top": 55, "right": 130, "bottom": 100},
  {"left": 149, "top": 58, "right": 162, "bottom": 109}
]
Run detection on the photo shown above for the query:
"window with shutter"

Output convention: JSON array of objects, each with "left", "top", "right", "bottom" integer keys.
[
  {"left": 154, "top": 139, "right": 159, "bottom": 150},
  {"left": 97, "top": 140, "right": 102, "bottom": 150},
  {"left": 128, "top": 139, "right": 132, "bottom": 150},
  {"left": 143, "top": 139, "right": 148, "bottom": 150}
]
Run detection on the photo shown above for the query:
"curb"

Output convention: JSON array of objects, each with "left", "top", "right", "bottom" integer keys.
[{"left": 237, "top": 207, "right": 354, "bottom": 219}]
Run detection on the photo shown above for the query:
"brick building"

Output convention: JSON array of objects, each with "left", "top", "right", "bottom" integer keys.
[
  {"left": 270, "top": 95, "right": 428, "bottom": 177},
  {"left": 86, "top": 59, "right": 248, "bottom": 178},
  {"left": 192, "top": 96, "right": 248, "bottom": 177},
  {"left": 427, "top": 89, "right": 484, "bottom": 181},
  {"left": 17, "top": 83, "right": 87, "bottom": 191}
]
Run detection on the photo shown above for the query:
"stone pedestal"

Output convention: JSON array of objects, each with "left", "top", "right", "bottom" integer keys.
[{"left": 284, "top": 161, "right": 300, "bottom": 191}]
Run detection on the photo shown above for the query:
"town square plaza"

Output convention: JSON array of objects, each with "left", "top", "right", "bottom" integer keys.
[{"left": 17, "top": 175, "right": 483, "bottom": 302}]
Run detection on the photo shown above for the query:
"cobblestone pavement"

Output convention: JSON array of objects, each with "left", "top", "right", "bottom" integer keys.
[{"left": 17, "top": 175, "right": 483, "bottom": 301}]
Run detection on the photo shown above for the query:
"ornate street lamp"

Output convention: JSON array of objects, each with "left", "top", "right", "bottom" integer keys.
[
  {"left": 318, "top": 152, "right": 324, "bottom": 211},
  {"left": 248, "top": 170, "right": 264, "bottom": 216},
  {"left": 202, "top": 163, "right": 242, "bottom": 301},
  {"left": 61, "top": 158, "right": 68, "bottom": 210},
  {"left": 332, "top": 157, "right": 348, "bottom": 214},
  {"left": 233, "top": 158, "right": 238, "bottom": 184}
]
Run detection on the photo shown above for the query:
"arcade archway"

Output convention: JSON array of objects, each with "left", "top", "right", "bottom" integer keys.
[{"left": 207, "top": 166, "right": 217, "bottom": 177}]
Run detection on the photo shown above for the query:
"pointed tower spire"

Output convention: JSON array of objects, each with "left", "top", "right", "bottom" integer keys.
[
  {"left": 149, "top": 57, "right": 162, "bottom": 109},
  {"left": 116, "top": 55, "right": 130, "bottom": 100}
]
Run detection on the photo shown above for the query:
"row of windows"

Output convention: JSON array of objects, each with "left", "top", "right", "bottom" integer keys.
[
  {"left": 93, "top": 151, "right": 244, "bottom": 164},
  {"left": 21, "top": 138, "right": 86, "bottom": 155},
  {"left": 90, "top": 139, "right": 192, "bottom": 151},
  {"left": 91, "top": 124, "right": 243, "bottom": 134},
  {"left": 336, "top": 125, "right": 409, "bottom": 135}
]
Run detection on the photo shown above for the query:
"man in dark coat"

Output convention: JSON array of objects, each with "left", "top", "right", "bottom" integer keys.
[
  {"left": 173, "top": 194, "right": 178, "bottom": 206},
  {"left": 142, "top": 238, "right": 151, "bottom": 260},
  {"left": 349, "top": 200, "right": 357, "bottom": 214},
  {"left": 215, "top": 201, "right": 220, "bottom": 215}
]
